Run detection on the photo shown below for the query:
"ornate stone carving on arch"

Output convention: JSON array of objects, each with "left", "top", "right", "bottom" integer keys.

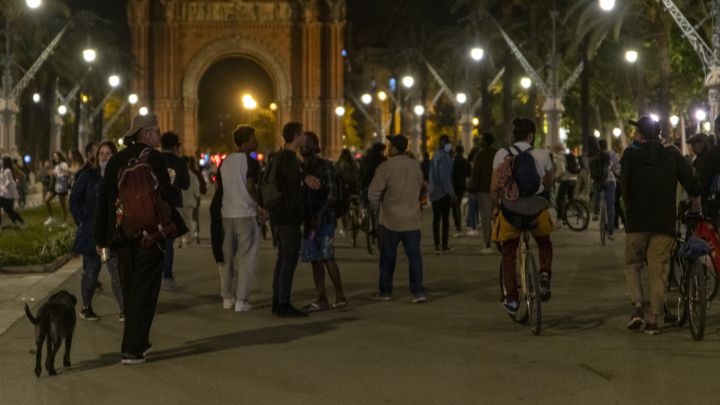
[{"left": 181, "top": 35, "right": 292, "bottom": 148}]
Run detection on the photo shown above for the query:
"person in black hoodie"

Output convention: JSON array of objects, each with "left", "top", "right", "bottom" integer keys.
[
  {"left": 95, "top": 114, "right": 187, "bottom": 364},
  {"left": 159, "top": 132, "right": 190, "bottom": 289},
  {"left": 621, "top": 116, "right": 700, "bottom": 335},
  {"left": 268, "top": 122, "right": 321, "bottom": 317},
  {"left": 451, "top": 144, "right": 470, "bottom": 236}
]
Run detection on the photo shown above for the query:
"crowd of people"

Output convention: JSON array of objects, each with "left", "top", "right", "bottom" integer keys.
[{"left": 7, "top": 105, "right": 720, "bottom": 365}]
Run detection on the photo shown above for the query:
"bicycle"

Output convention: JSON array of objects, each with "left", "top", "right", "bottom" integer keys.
[
  {"left": 499, "top": 227, "right": 542, "bottom": 335},
  {"left": 666, "top": 211, "right": 710, "bottom": 340},
  {"left": 343, "top": 196, "right": 362, "bottom": 248},
  {"left": 362, "top": 206, "right": 379, "bottom": 255},
  {"left": 562, "top": 199, "right": 590, "bottom": 232}
]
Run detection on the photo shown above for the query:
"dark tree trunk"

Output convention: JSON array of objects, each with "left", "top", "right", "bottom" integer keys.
[
  {"left": 581, "top": 36, "right": 593, "bottom": 155},
  {"left": 656, "top": 20, "right": 673, "bottom": 140},
  {"left": 480, "top": 63, "right": 493, "bottom": 133}
]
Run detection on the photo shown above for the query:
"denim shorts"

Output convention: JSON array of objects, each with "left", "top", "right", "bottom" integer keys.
[{"left": 301, "top": 224, "right": 336, "bottom": 262}]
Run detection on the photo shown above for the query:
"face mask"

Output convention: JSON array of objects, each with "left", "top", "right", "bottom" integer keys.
[{"left": 443, "top": 144, "right": 452, "bottom": 153}]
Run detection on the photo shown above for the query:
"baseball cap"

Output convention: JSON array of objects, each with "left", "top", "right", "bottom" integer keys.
[
  {"left": 388, "top": 135, "right": 408, "bottom": 152},
  {"left": 628, "top": 116, "right": 661, "bottom": 138}
]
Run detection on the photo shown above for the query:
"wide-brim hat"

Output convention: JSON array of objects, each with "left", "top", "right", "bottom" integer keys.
[{"left": 123, "top": 113, "right": 158, "bottom": 142}]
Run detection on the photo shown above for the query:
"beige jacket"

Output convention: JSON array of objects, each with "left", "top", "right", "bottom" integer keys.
[{"left": 368, "top": 155, "right": 424, "bottom": 232}]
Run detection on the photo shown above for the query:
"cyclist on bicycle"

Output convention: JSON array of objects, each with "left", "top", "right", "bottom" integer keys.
[
  {"left": 622, "top": 116, "right": 700, "bottom": 335},
  {"left": 491, "top": 118, "right": 554, "bottom": 314}
]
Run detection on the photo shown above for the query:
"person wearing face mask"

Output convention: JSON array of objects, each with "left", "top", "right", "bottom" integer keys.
[
  {"left": 428, "top": 135, "right": 457, "bottom": 255},
  {"left": 70, "top": 142, "right": 121, "bottom": 322}
]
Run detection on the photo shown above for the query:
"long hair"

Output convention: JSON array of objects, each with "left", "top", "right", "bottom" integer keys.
[
  {"left": 339, "top": 148, "right": 354, "bottom": 164},
  {"left": 1, "top": 156, "right": 15, "bottom": 180},
  {"left": 52, "top": 151, "right": 67, "bottom": 164},
  {"left": 95, "top": 141, "right": 118, "bottom": 164}
]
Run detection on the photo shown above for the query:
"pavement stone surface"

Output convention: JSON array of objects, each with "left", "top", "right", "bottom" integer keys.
[{"left": 1, "top": 203, "right": 720, "bottom": 404}]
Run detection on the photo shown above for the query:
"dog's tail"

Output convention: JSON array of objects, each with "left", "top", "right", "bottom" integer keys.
[{"left": 24, "top": 304, "right": 38, "bottom": 325}]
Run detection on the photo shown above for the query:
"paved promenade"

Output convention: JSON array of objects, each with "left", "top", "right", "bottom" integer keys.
[{"left": 2, "top": 205, "right": 720, "bottom": 404}]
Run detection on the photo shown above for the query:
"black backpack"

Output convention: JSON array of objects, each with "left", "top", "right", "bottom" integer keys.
[
  {"left": 589, "top": 152, "right": 610, "bottom": 183},
  {"left": 564, "top": 153, "right": 581, "bottom": 175}
]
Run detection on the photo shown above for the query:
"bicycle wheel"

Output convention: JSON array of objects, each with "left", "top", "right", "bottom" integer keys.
[
  {"left": 498, "top": 265, "right": 528, "bottom": 323},
  {"left": 365, "top": 216, "right": 374, "bottom": 255},
  {"left": 599, "top": 200, "right": 607, "bottom": 246},
  {"left": 688, "top": 259, "right": 707, "bottom": 341},
  {"left": 564, "top": 200, "right": 589, "bottom": 232},
  {"left": 706, "top": 262, "right": 719, "bottom": 301},
  {"left": 348, "top": 210, "right": 358, "bottom": 248},
  {"left": 665, "top": 251, "right": 687, "bottom": 327},
  {"left": 525, "top": 251, "right": 542, "bottom": 335}
]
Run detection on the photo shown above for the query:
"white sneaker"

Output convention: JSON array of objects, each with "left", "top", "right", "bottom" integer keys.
[
  {"left": 222, "top": 298, "right": 234, "bottom": 309},
  {"left": 234, "top": 301, "right": 252, "bottom": 312},
  {"left": 452, "top": 232, "right": 464, "bottom": 238},
  {"left": 479, "top": 247, "right": 494, "bottom": 255},
  {"left": 338, "top": 229, "right": 346, "bottom": 238},
  {"left": 466, "top": 230, "right": 479, "bottom": 237},
  {"left": 44, "top": 217, "right": 54, "bottom": 226}
]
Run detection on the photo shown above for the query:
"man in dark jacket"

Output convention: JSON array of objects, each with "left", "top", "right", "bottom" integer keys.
[
  {"left": 621, "top": 116, "right": 700, "bottom": 335},
  {"left": 359, "top": 142, "right": 387, "bottom": 205},
  {"left": 268, "top": 122, "right": 320, "bottom": 317},
  {"left": 95, "top": 114, "right": 187, "bottom": 364},
  {"left": 451, "top": 145, "right": 470, "bottom": 236},
  {"left": 468, "top": 133, "right": 497, "bottom": 254},
  {"left": 160, "top": 132, "right": 190, "bottom": 289}
]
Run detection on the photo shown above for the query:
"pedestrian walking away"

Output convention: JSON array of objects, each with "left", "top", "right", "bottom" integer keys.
[
  {"left": 468, "top": 133, "right": 497, "bottom": 254},
  {"left": 300, "top": 131, "right": 347, "bottom": 312},
  {"left": 215, "top": 125, "right": 263, "bottom": 312},
  {"left": 0, "top": 156, "right": 26, "bottom": 229},
  {"left": 451, "top": 144, "right": 471, "bottom": 237},
  {"left": 622, "top": 116, "right": 701, "bottom": 335},
  {"left": 368, "top": 135, "right": 427, "bottom": 303},
  {"left": 44, "top": 151, "right": 70, "bottom": 226},
  {"left": 95, "top": 113, "right": 187, "bottom": 364},
  {"left": 160, "top": 132, "right": 190, "bottom": 289},
  {"left": 429, "top": 135, "right": 456, "bottom": 254}
]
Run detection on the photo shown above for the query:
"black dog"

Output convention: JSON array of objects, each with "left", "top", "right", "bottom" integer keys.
[{"left": 24, "top": 290, "right": 77, "bottom": 377}]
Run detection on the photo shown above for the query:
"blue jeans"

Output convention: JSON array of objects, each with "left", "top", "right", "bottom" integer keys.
[
  {"left": 593, "top": 181, "right": 616, "bottom": 233},
  {"left": 466, "top": 193, "right": 479, "bottom": 230},
  {"left": 379, "top": 225, "right": 425, "bottom": 296},
  {"left": 81, "top": 253, "right": 102, "bottom": 308},
  {"left": 163, "top": 238, "right": 175, "bottom": 279}
]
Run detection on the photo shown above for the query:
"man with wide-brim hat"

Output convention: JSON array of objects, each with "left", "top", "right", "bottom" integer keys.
[
  {"left": 95, "top": 113, "right": 188, "bottom": 364},
  {"left": 621, "top": 116, "right": 700, "bottom": 335}
]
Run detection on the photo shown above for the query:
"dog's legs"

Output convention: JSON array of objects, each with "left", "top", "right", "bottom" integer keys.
[
  {"left": 62, "top": 331, "right": 73, "bottom": 368},
  {"left": 34, "top": 330, "right": 45, "bottom": 377},
  {"left": 45, "top": 335, "right": 59, "bottom": 376}
]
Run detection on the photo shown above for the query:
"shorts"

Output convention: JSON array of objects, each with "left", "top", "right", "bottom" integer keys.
[
  {"left": 492, "top": 208, "right": 553, "bottom": 242},
  {"left": 301, "top": 223, "right": 336, "bottom": 262}
]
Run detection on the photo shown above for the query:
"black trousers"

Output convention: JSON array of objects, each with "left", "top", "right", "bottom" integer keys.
[
  {"left": 0, "top": 197, "right": 24, "bottom": 225},
  {"left": 556, "top": 180, "right": 576, "bottom": 220},
  {"left": 272, "top": 225, "right": 301, "bottom": 305},
  {"left": 432, "top": 195, "right": 451, "bottom": 249},
  {"left": 451, "top": 190, "right": 465, "bottom": 232},
  {"left": 117, "top": 241, "right": 164, "bottom": 355}
]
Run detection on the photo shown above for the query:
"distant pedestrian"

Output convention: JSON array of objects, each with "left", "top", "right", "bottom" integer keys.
[
  {"left": 369, "top": 135, "right": 426, "bottom": 303},
  {"left": 0, "top": 156, "right": 26, "bottom": 229},
  {"left": 179, "top": 157, "right": 200, "bottom": 248},
  {"left": 359, "top": 143, "right": 387, "bottom": 207},
  {"left": 622, "top": 116, "right": 700, "bottom": 335},
  {"left": 267, "top": 122, "right": 320, "bottom": 317},
  {"left": 188, "top": 156, "right": 207, "bottom": 243},
  {"left": 429, "top": 135, "right": 456, "bottom": 254},
  {"left": 300, "top": 132, "right": 347, "bottom": 312},
  {"left": 216, "top": 125, "right": 263, "bottom": 312},
  {"left": 468, "top": 133, "right": 496, "bottom": 254},
  {"left": 555, "top": 145, "right": 580, "bottom": 226},
  {"left": 451, "top": 144, "right": 470, "bottom": 237},
  {"left": 44, "top": 151, "right": 70, "bottom": 226},
  {"left": 336, "top": 148, "right": 360, "bottom": 236},
  {"left": 95, "top": 114, "right": 187, "bottom": 364},
  {"left": 160, "top": 132, "right": 190, "bottom": 289}
]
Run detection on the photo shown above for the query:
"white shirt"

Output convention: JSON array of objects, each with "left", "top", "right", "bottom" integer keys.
[
  {"left": 53, "top": 162, "right": 69, "bottom": 178},
  {"left": 0, "top": 168, "right": 18, "bottom": 199},
  {"left": 492, "top": 141, "right": 553, "bottom": 194},
  {"left": 220, "top": 153, "right": 257, "bottom": 218}
]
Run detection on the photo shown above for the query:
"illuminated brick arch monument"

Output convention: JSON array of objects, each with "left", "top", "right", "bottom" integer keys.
[{"left": 127, "top": 0, "right": 345, "bottom": 156}]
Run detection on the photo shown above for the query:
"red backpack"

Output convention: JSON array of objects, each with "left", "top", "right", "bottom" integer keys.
[{"left": 116, "top": 148, "right": 173, "bottom": 241}]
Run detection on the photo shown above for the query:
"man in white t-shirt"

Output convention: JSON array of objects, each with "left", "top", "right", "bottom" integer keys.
[
  {"left": 217, "top": 125, "right": 262, "bottom": 312},
  {"left": 491, "top": 118, "right": 555, "bottom": 315}
]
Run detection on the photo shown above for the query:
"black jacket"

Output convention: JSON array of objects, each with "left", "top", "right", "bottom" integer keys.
[
  {"left": 70, "top": 164, "right": 100, "bottom": 255},
  {"left": 621, "top": 141, "right": 700, "bottom": 236},
  {"left": 163, "top": 151, "right": 190, "bottom": 208},
  {"left": 269, "top": 149, "right": 305, "bottom": 227},
  {"left": 95, "top": 143, "right": 188, "bottom": 248},
  {"left": 452, "top": 156, "right": 471, "bottom": 194}
]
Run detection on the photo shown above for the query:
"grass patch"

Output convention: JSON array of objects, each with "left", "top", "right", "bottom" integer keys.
[{"left": 0, "top": 203, "right": 76, "bottom": 267}]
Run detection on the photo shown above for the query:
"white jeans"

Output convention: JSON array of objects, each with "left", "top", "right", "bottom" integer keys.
[{"left": 221, "top": 217, "right": 260, "bottom": 302}]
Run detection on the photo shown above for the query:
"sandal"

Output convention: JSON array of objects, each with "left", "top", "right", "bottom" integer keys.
[
  {"left": 332, "top": 301, "right": 348, "bottom": 309},
  {"left": 303, "top": 302, "right": 330, "bottom": 313}
]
